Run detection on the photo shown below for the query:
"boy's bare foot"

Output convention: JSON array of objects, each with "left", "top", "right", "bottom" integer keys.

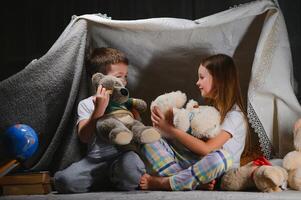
[
  {"left": 198, "top": 179, "right": 216, "bottom": 190},
  {"left": 139, "top": 174, "right": 171, "bottom": 190}
]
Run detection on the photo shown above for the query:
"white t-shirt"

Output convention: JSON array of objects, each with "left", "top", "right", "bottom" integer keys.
[
  {"left": 221, "top": 104, "right": 247, "bottom": 168},
  {"left": 77, "top": 96, "right": 95, "bottom": 124},
  {"left": 77, "top": 96, "right": 96, "bottom": 150},
  {"left": 77, "top": 96, "right": 122, "bottom": 158}
]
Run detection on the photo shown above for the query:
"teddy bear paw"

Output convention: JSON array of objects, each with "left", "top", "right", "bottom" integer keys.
[
  {"left": 140, "top": 128, "right": 161, "bottom": 144},
  {"left": 113, "top": 131, "right": 133, "bottom": 145}
]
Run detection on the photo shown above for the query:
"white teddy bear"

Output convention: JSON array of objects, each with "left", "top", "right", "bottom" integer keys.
[
  {"left": 151, "top": 90, "right": 221, "bottom": 139},
  {"left": 282, "top": 118, "right": 301, "bottom": 190},
  {"left": 150, "top": 91, "right": 187, "bottom": 114}
]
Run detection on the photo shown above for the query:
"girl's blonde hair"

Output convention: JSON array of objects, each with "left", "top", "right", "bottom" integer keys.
[{"left": 201, "top": 54, "right": 251, "bottom": 155}]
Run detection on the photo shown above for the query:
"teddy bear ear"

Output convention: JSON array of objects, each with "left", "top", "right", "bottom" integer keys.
[
  {"left": 91, "top": 73, "right": 105, "bottom": 90},
  {"left": 186, "top": 99, "right": 199, "bottom": 110},
  {"left": 174, "top": 90, "right": 187, "bottom": 108},
  {"left": 92, "top": 73, "right": 105, "bottom": 82}
]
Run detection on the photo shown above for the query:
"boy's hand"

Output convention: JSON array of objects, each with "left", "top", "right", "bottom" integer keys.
[
  {"left": 131, "top": 108, "right": 142, "bottom": 121},
  {"left": 91, "top": 85, "right": 110, "bottom": 119}
]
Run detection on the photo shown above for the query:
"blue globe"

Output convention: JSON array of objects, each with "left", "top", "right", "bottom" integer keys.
[{"left": 4, "top": 124, "right": 39, "bottom": 160}]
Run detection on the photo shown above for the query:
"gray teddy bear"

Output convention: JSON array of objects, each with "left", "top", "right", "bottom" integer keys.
[{"left": 92, "top": 73, "right": 161, "bottom": 145}]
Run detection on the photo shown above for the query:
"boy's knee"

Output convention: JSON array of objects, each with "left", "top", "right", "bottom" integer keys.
[
  {"left": 121, "top": 151, "right": 145, "bottom": 171},
  {"left": 110, "top": 151, "right": 145, "bottom": 190},
  {"left": 54, "top": 171, "right": 74, "bottom": 193},
  {"left": 54, "top": 170, "right": 90, "bottom": 193}
]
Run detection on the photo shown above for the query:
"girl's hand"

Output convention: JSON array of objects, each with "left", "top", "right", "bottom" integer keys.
[
  {"left": 151, "top": 106, "right": 174, "bottom": 135},
  {"left": 91, "top": 85, "right": 110, "bottom": 119}
]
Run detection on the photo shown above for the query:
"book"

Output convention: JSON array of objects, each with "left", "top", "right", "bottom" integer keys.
[
  {"left": 1, "top": 183, "right": 52, "bottom": 195},
  {"left": 0, "top": 171, "right": 52, "bottom": 195}
]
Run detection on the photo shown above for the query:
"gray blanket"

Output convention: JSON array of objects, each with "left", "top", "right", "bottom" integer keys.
[
  {"left": 0, "top": 0, "right": 300, "bottom": 173},
  {"left": 0, "top": 19, "right": 89, "bottom": 172}
]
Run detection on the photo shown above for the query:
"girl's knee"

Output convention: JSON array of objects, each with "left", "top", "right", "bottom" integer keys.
[
  {"left": 193, "top": 149, "right": 233, "bottom": 183},
  {"left": 141, "top": 139, "right": 172, "bottom": 156},
  {"left": 213, "top": 149, "right": 233, "bottom": 170},
  {"left": 141, "top": 139, "right": 162, "bottom": 150}
]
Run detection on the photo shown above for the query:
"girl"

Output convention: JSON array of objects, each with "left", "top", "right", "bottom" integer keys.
[{"left": 139, "top": 54, "right": 249, "bottom": 191}]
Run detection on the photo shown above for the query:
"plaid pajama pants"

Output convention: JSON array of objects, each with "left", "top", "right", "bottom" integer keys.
[{"left": 141, "top": 139, "right": 233, "bottom": 191}]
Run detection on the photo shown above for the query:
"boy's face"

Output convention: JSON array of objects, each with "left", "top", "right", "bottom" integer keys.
[{"left": 106, "top": 62, "right": 128, "bottom": 86}]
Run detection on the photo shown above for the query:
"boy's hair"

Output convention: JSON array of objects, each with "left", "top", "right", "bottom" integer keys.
[{"left": 86, "top": 47, "right": 129, "bottom": 76}]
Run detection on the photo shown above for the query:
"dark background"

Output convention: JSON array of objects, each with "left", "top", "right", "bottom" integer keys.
[{"left": 1, "top": 0, "right": 300, "bottom": 103}]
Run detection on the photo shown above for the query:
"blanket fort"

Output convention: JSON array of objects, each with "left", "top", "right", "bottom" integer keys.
[{"left": 0, "top": 0, "right": 300, "bottom": 172}]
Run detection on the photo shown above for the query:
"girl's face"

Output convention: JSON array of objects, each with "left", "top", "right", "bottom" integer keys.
[{"left": 196, "top": 64, "right": 213, "bottom": 98}]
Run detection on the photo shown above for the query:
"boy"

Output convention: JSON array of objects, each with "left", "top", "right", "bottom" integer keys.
[{"left": 54, "top": 47, "right": 146, "bottom": 193}]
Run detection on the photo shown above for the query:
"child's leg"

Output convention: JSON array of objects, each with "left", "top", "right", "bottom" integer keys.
[
  {"left": 110, "top": 151, "right": 146, "bottom": 190},
  {"left": 141, "top": 139, "right": 183, "bottom": 176},
  {"left": 169, "top": 149, "right": 233, "bottom": 191},
  {"left": 54, "top": 157, "right": 112, "bottom": 193},
  {"left": 54, "top": 141, "right": 121, "bottom": 193}
]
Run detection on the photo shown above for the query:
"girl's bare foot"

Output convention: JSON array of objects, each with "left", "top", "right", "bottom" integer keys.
[
  {"left": 198, "top": 179, "right": 216, "bottom": 190},
  {"left": 139, "top": 174, "right": 171, "bottom": 190}
]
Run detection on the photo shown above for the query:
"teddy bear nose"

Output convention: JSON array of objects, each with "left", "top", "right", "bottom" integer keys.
[{"left": 120, "top": 88, "right": 128, "bottom": 96}]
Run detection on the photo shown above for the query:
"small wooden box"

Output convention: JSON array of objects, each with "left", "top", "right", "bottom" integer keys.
[{"left": 0, "top": 171, "right": 52, "bottom": 195}]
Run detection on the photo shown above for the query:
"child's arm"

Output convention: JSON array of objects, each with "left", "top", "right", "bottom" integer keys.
[
  {"left": 151, "top": 106, "right": 231, "bottom": 156},
  {"left": 166, "top": 127, "right": 231, "bottom": 155},
  {"left": 78, "top": 86, "right": 110, "bottom": 143},
  {"left": 130, "top": 108, "right": 142, "bottom": 121}
]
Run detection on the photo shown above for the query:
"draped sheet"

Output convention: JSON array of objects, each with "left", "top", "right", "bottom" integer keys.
[{"left": 0, "top": 0, "right": 300, "bottom": 172}]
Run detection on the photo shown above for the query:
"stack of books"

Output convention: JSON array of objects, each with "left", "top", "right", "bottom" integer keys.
[{"left": 0, "top": 171, "right": 52, "bottom": 195}]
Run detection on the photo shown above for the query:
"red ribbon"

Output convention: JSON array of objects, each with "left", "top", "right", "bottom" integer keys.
[
  {"left": 251, "top": 156, "right": 272, "bottom": 180},
  {"left": 252, "top": 156, "right": 272, "bottom": 166}
]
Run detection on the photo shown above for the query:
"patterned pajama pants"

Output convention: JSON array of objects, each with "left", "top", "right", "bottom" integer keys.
[{"left": 141, "top": 139, "right": 233, "bottom": 191}]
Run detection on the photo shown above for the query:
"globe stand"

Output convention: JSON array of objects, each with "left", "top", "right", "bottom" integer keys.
[
  {"left": 0, "top": 124, "right": 39, "bottom": 178},
  {"left": 0, "top": 160, "right": 20, "bottom": 177}
]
